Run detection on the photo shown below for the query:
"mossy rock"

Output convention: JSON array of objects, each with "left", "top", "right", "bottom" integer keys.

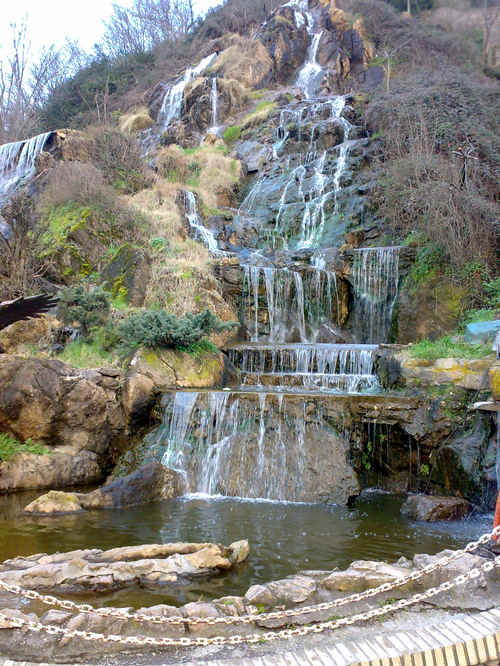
[{"left": 101, "top": 244, "right": 151, "bottom": 307}]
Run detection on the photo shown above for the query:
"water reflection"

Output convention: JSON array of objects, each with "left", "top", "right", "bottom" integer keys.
[{"left": 0, "top": 491, "right": 492, "bottom": 607}]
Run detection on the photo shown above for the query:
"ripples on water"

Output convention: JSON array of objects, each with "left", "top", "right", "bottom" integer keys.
[{"left": 0, "top": 491, "right": 492, "bottom": 608}]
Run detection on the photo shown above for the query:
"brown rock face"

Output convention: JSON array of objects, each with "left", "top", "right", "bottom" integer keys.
[
  {"left": 0, "top": 315, "right": 61, "bottom": 355},
  {"left": 401, "top": 494, "right": 472, "bottom": 522},
  {"left": 0, "top": 356, "right": 127, "bottom": 492},
  {"left": 24, "top": 462, "right": 184, "bottom": 514},
  {"left": 122, "top": 347, "right": 239, "bottom": 426}
]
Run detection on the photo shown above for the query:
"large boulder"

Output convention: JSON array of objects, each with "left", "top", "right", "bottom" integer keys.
[
  {"left": 0, "top": 356, "right": 127, "bottom": 492},
  {"left": 123, "top": 347, "right": 239, "bottom": 426},
  {"left": 401, "top": 494, "right": 472, "bottom": 522},
  {"left": 490, "top": 361, "right": 500, "bottom": 401},
  {"left": 0, "top": 315, "right": 61, "bottom": 355},
  {"left": 24, "top": 462, "right": 184, "bottom": 514}
]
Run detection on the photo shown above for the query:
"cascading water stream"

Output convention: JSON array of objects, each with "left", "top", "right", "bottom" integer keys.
[
  {"left": 158, "top": 52, "right": 217, "bottom": 130},
  {"left": 352, "top": 247, "right": 401, "bottom": 343},
  {"left": 184, "top": 191, "right": 221, "bottom": 254},
  {"left": 150, "top": 0, "right": 404, "bottom": 503},
  {"left": 0, "top": 131, "right": 52, "bottom": 237}
]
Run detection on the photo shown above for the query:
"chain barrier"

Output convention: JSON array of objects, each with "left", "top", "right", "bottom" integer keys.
[
  {"left": 0, "top": 556, "right": 498, "bottom": 648},
  {"left": 0, "top": 526, "right": 498, "bottom": 628}
]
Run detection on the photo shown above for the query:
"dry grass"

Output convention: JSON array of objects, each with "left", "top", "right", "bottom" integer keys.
[
  {"left": 126, "top": 177, "right": 236, "bottom": 324},
  {"left": 209, "top": 36, "right": 272, "bottom": 89},
  {"left": 119, "top": 107, "right": 154, "bottom": 134}
]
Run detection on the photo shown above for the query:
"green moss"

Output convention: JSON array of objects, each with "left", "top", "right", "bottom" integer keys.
[
  {"left": 0, "top": 434, "right": 51, "bottom": 461},
  {"left": 409, "top": 336, "right": 492, "bottom": 360}
]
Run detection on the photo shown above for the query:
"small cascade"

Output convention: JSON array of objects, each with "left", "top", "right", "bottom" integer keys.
[
  {"left": 0, "top": 132, "right": 51, "bottom": 202},
  {"left": 239, "top": 97, "right": 356, "bottom": 250},
  {"left": 184, "top": 191, "right": 220, "bottom": 254},
  {"left": 297, "top": 31, "right": 324, "bottom": 99},
  {"left": 0, "top": 131, "right": 52, "bottom": 237},
  {"left": 147, "top": 390, "right": 355, "bottom": 502},
  {"left": 242, "top": 264, "right": 340, "bottom": 343},
  {"left": 209, "top": 77, "right": 219, "bottom": 134},
  {"left": 227, "top": 343, "right": 380, "bottom": 394},
  {"left": 158, "top": 52, "right": 217, "bottom": 130},
  {"left": 352, "top": 247, "right": 401, "bottom": 343}
]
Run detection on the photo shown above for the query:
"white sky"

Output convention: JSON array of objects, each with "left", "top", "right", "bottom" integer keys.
[{"left": 0, "top": 0, "right": 222, "bottom": 56}]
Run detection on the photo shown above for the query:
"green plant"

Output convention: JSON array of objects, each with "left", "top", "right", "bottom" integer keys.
[
  {"left": 0, "top": 434, "right": 51, "bottom": 461},
  {"left": 57, "top": 339, "right": 113, "bottom": 369},
  {"left": 223, "top": 125, "right": 242, "bottom": 143},
  {"left": 57, "top": 285, "right": 110, "bottom": 336},
  {"left": 419, "top": 464, "right": 430, "bottom": 477},
  {"left": 117, "top": 309, "right": 237, "bottom": 354},
  {"left": 409, "top": 336, "right": 492, "bottom": 360}
]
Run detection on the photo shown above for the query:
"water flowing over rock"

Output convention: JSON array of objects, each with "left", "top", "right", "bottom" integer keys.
[
  {"left": 184, "top": 191, "right": 220, "bottom": 254},
  {"left": 146, "top": 390, "right": 360, "bottom": 504},
  {"left": 352, "top": 247, "right": 401, "bottom": 343},
  {"left": 0, "top": 131, "right": 52, "bottom": 236},
  {"left": 157, "top": 52, "right": 217, "bottom": 130}
]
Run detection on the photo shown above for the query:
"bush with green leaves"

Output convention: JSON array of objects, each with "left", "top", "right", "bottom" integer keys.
[
  {"left": 118, "top": 309, "right": 236, "bottom": 354},
  {"left": 0, "top": 434, "right": 51, "bottom": 462},
  {"left": 57, "top": 285, "right": 110, "bottom": 336}
]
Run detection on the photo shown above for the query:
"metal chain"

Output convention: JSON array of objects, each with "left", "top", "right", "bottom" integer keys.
[
  {"left": 0, "top": 557, "right": 497, "bottom": 648},
  {"left": 0, "top": 526, "right": 498, "bottom": 627}
]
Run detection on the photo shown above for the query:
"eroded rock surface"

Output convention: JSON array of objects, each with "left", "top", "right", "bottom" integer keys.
[
  {"left": 0, "top": 355, "right": 127, "bottom": 492},
  {"left": 0, "top": 539, "right": 250, "bottom": 594}
]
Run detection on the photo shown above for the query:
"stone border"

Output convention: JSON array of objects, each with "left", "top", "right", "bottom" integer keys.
[{"left": 1, "top": 608, "right": 499, "bottom": 666}]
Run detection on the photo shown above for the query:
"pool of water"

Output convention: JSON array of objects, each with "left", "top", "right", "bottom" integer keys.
[{"left": 0, "top": 491, "right": 492, "bottom": 608}]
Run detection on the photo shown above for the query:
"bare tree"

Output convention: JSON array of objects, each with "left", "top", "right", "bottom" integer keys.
[
  {"left": 481, "top": 0, "right": 500, "bottom": 66},
  {"left": 0, "top": 22, "right": 87, "bottom": 143},
  {"left": 103, "top": 0, "right": 194, "bottom": 58}
]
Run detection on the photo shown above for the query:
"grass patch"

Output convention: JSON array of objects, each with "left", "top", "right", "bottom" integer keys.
[
  {"left": 0, "top": 433, "right": 51, "bottom": 461},
  {"left": 409, "top": 336, "right": 492, "bottom": 361},
  {"left": 57, "top": 339, "right": 113, "bottom": 368},
  {"left": 223, "top": 125, "right": 242, "bottom": 143}
]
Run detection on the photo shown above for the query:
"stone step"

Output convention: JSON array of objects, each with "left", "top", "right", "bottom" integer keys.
[{"left": 240, "top": 372, "right": 379, "bottom": 392}]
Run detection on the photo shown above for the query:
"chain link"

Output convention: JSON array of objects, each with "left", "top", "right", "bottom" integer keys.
[
  {"left": 0, "top": 526, "right": 498, "bottom": 629},
  {"left": 0, "top": 556, "right": 497, "bottom": 648}
]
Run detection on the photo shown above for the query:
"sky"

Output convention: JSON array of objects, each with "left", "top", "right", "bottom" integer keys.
[{"left": 0, "top": 0, "right": 222, "bottom": 57}]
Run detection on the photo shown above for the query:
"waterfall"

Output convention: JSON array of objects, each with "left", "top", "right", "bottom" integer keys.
[
  {"left": 149, "top": 390, "right": 355, "bottom": 502},
  {"left": 0, "top": 132, "right": 51, "bottom": 201},
  {"left": 0, "top": 131, "right": 52, "bottom": 237},
  {"left": 184, "top": 191, "right": 220, "bottom": 254},
  {"left": 352, "top": 247, "right": 401, "bottom": 344},
  {"left": 297, "top": 31, "right": 323, "bottom": 99},
  {"left": 209, "top": 77, "right": 219, "bottom": 133},
  {"left": 227, "top": 344, "right": 380, "bottom": 394},
  {"left": 242, "top": 264, "right": 340, "bottom": 343},
  {"left": 158, "top": 52, "right": 217, "bottom": 130}
]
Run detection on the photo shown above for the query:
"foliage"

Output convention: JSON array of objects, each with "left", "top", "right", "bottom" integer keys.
[
  {"left": 223, "top": 125, "right": 242, "bottom": 143},
  {"left": 0, "top": 433, "right": 50, "bottom": 461},
  {"left": 57, "top": 339, "right": 113, "bottom": 369},
  {"left": 409, "top": 336, "right": 492, "bottom": 360},
  {"left": 117, "top": 309, "right": 236, "bottom": 354},
  {"left": 57, "top": 285, "right": 110, "bottom": 336},
  {"left": 86, "top": 126, "right": 150, "bottom": 193},
  {"left": 193, "top": 0, "right": 283, "bottom": 40}
]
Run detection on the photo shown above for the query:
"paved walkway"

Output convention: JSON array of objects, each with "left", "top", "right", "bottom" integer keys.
[{"left": 1, "top": 608, "right": 499, "bottom": 666}]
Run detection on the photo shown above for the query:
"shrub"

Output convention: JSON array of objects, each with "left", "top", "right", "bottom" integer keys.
[
  {"left": 57, "top": 285, "right": 110, "bottom": 336},
  {"left": 0, "top": 433, "right": 51, "bottom": 461},
  {"left": 117, "top": 308, "right": 236, "bottom": 354},
  {"left": 87, "top": 125, "right": 150, "bottom": 193}
]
